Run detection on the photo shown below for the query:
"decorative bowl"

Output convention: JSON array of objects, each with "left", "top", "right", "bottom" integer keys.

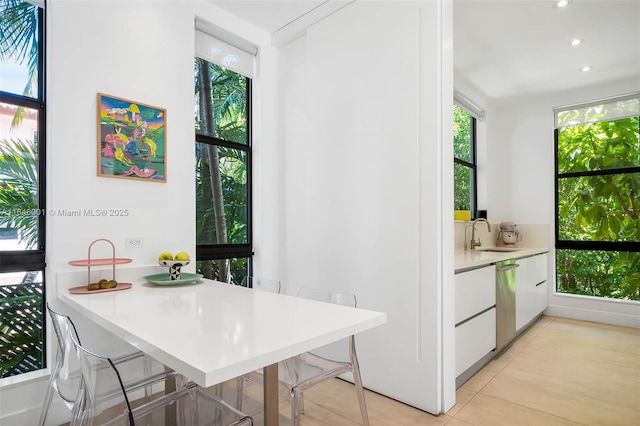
[
  {"left": 158, "top": 259, "right": 190, "bottom": 267},
  {"left": 158, "top": 259, "right": 190, "bottom": 280}
]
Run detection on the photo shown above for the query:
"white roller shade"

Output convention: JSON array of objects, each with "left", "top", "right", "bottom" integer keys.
[
  {"left": 554, "top": 93, "right": 640, "bottom": 129},
  {"left": 454, "top": 91, "right": 485, "bottom": 121},
  {"left": 195, "top": 20, "right": 257, "bottom": 79}
]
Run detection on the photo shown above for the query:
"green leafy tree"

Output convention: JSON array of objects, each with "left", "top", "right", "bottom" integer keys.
[
  {"left": 557, "top": 114, "right": 640, "bottom": 300},
  {"left": 454, "top": 105, "right": 473, "bottom": 211}
]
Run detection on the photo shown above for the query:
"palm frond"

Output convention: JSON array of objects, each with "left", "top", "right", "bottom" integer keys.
[
  {"left": 0, "top": 138, "right": 39, "bottom": 247},
  {"left": 0, "top": 0, "right": 37, "bottom": 63}
]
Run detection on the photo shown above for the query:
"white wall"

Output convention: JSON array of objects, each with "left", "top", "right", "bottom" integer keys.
[
  {"left": 489, "top": 76, "right": 640, "bottom": 328},
  {"left": 0, "top": 1, "right": 277, "bottom": 423},
  {"left": 279, "top": 1, "right": 454, "bottom": 414}
]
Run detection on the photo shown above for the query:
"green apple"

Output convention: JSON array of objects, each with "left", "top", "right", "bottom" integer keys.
[
  {"left": 174, "top": 251, "right": 190, "bottom": 261},
  {"left": 158, "top": 251, "right": 173, "bottom": 261}
]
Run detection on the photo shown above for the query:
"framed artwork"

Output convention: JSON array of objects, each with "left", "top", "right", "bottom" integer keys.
[{"left": 97, "top": 93, "right": 166, "bottom": 182}]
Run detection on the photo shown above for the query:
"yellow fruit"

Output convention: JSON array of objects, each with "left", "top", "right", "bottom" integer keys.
[
  {"left": 158, "top": 251, "right": 173, "bottom": 261},
  {"left": 174, "top": 251, "right": 190, "bottom": 261}
]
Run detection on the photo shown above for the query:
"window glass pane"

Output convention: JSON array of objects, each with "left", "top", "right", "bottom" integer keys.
[
  {"left": 454, "top": 162, "right": 473, "bottom": 211},
  {"left": 195, "top": 59, "right": 248, "bottom": 145},
  {"left": 558, "top": 117, "right": 639, "bottom": 174},
  {"left": 556, "top": 249, "right": 640, "bottom": 301},
  {"left": 0, "top": 270, "right": 44, "bottom": 378},
  {"left": 558, "top": 173, "right": 640, "bottom": 242},
  {"left": 196, "top": 258, "right": 248, "bottom": 285},
  {"left": 196, "top": 143, "right": 248, "bottom": 245},
  {"left": 453, "top": 105, "right": 473, "bottom": 162},
  {"left": 0, "top": 105, "right": 40, "bottom": 250},
  {"left": 0, "top": 0, "right": 39, "bottom": 97}
]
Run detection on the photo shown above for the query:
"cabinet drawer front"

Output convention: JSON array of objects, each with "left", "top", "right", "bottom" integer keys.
[
  {"left": 527, "top": 253, "right": 548, "bottom": 285},
  {"left": 455, "top": 265, "right": 495, "bottom": 324},
  {"left": 455, "top": 307, "right": 496, "bottom": 376}
]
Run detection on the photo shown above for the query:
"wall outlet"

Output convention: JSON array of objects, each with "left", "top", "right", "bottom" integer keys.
[{"left": 126, "top": 237, "right": 144, "bottom": 248}]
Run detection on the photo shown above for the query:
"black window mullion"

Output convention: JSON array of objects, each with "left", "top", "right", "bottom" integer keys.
[
  {"left": 557, "top": 240, "right": 640, "bottom": 252},
  {"left": 558, "top": 166, "right": 640, "bottom": 179},
  {"left": 197, "top": 244, "right": 253, "bottom": 260},
  {"left": 196, "top": 133, "right": 249, "bottom": 152}
]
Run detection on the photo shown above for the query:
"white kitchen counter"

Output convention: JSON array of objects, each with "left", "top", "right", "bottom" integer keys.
[{"left": 455, "top": 247, "right": 549, "bottom": 272}]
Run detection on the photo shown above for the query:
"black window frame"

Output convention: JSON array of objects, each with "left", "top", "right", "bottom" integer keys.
[
  {"left": 0, "top": 2, "right": 47, "bottom": 376},
  {"left": 195, "top": 75, "right": 253, "bottom": 272},
  {"left": 454, "top": 109, "right": 478, "bottom": 216}
]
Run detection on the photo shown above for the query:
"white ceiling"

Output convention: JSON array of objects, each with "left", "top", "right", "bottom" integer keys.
[
  {"left": 212, "top": 0, "right": 640, "bottom": 101},
  {"left": 454, "top": 0, "right": 640, "bottom": 100},
  {"left": 212, "top": 1, "right": 328, "bottom": 33}
]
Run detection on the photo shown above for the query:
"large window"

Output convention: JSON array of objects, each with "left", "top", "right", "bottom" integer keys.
[
  {"left": 555, "top": 94, "right": 640, "bottom": 300},
  {"left": 454, "top": 104, "right": 477, "bottom": 214},
  {"left": 0, "top": 0, "right": 46, "bottom": 378},
  {"left": 194, "top": 58, "right": 251, "bottom": 285}
]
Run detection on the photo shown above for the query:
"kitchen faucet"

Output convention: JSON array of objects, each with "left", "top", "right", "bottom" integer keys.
[{"left": 464, "top": 218, "right": 492, "bottom": 250}]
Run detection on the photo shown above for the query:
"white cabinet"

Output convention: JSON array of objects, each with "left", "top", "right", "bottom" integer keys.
[
  {"left": 455, "top": 307, "right": 496, "bottom": 376},
  {"left": 455, "top": 265, "right": 495, "bottom": 324},
  {"left": 455, "top": 265, "right": 496, "bottom": 377},
  {"left": 515, "top": 253, "right": 549, "bottom": 331}
]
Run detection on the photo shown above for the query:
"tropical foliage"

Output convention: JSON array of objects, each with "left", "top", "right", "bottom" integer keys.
[
  {"left": 556, "top": 114, "right": 640, "bottom": 300},
  {"left": 0, "top": 0, "right": 39, "bottom": 129},
  {"left": 0, "top": 138, "right": 38, "bottom": 248},
  {"left": 453, "top": 105, "right": 474, "bottom": 211},
  {"left": 0, "top": 279, "right": 43, "bottom": 378},
  {"left": 195, "top": 58, "right": 249, "bottom": 284}
]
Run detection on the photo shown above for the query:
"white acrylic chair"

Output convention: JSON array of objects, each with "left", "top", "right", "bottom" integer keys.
[
  {"left": 236, "top": 286, "right": 370, "bottom": 426},
  {"left": 239, "top": 276, "right": 282, "bottom": 294},
  {"left": 68, "top": 329, "right": 253, "bottom": 426},
  {"left": 284, "top": 287, "right": 369, "bottom": 426},
  {"left": 39, "top": 303, "right": 182, "bottom": 426}
]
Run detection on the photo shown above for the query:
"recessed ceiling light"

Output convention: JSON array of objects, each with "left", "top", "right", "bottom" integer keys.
[
  {"left": 555, "top": 0, "right": 572, "bottom": 8},
  {"left": 569, "top": 38, "right": 583, "bottom": 46},
  {"left": 581, "top": 65, "right": 593, "bottom": 72}
]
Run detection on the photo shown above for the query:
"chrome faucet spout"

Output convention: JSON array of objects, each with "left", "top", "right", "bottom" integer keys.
[{"left": 470, "top": 218, "right": 491, "bottom": 250}]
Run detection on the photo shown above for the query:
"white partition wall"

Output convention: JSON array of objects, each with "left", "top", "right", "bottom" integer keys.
[{"left": 278, "top": 1, "right": 454, "bottom": 413}]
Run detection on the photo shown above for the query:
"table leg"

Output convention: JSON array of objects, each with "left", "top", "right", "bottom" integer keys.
[
  {"left": 263, "top": 363, "right": 279, "bottom": 426},
  {"left": 164, "top": 370, "right": 177, "bottom": 426}
]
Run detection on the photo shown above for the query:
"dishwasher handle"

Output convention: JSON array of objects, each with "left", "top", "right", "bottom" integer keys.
[{"left": 496, "top": 263, "right": 520, "bottom": 272}]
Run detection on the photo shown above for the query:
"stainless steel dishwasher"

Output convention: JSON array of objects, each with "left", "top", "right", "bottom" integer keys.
[{"left": 496, "top": 259, "right": 519, "bottom": 350}]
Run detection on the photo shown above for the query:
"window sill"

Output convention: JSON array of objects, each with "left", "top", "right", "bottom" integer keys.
[{"left": 0, "top": 368, "right": 50, "bottom": 390}]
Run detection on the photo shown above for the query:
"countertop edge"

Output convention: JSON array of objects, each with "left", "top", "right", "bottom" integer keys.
[{"left": 455, "top": 247, "right": 549, "bottom": 273}]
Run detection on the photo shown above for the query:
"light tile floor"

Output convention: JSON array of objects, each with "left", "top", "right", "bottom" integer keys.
[{"left": 223, "top": 315, "right": 640, "bottom": 426}]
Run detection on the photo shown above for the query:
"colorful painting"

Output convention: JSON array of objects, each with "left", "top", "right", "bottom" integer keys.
[{"left": 97, "top": 93, "right": 166, "bottom": 182}]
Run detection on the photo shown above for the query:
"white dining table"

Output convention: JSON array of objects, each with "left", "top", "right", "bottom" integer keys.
[{"left": 57, "top": 278, "right": 387, "bottom": 425}]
